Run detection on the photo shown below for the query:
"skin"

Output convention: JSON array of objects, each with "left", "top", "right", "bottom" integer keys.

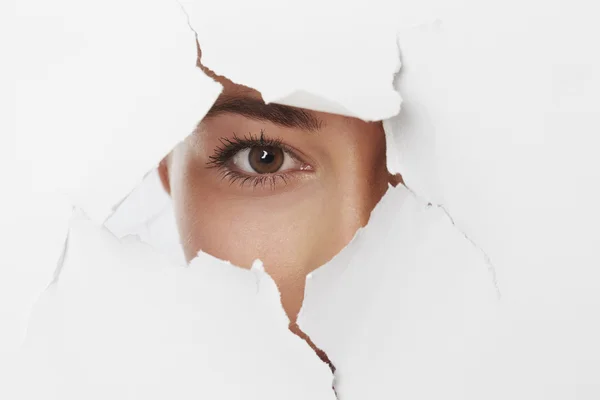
[{"left": 158, "top": 47, "right": 401, "bottom": 333}]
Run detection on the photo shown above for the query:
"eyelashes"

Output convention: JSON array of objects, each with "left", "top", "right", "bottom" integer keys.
[
  {"left": 213, "top": 170, "right": 292, "bottom": 189},
  {"left": 207, "top": 130, "right": 286, "bottom": 167},
  {"left": 206, "top": 130, "right": 308, "bottom": 189}
]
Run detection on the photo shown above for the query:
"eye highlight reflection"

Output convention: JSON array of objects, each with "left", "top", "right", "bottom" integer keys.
[{"left": 206, "top": 130, "right": 314, "bottom": 189}]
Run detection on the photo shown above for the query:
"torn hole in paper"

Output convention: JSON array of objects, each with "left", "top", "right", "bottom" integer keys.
[
  {"left": 105, "top": 37, "right": 405, "bottom": 374},
  {"left": 10, "top": 1, "right": 600, "bottom": 399}
]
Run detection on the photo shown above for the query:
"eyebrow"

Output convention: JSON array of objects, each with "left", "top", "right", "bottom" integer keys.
[{"left": 204, "top": 96, "right": 323, "bottom": 132}]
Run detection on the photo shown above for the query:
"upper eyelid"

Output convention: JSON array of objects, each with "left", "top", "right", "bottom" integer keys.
[{"left": 217, "top": 132, "right": 285, "bottom": 153}]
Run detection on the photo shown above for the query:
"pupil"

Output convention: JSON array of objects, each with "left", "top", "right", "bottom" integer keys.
[
  {"left": 260, "top": 150, "right": 275, "bottom": 164},
  {"left": 249, "top": 146, "right": 284, "bottom": 174}
]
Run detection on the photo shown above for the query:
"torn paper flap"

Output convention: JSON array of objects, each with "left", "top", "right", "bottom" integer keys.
[
  {"left": 382, "top": 0, "right": 600, "bottom": 300},
  {"left": 179, "top": 0, "right": 402, "bottom": 121},
  {"left": 104, "top": 169, "right": 187, "bottom": 265},
  {"left": 15, "top": 0, "right": 222, "bottom": 223},
  {"left": 298, "top": 184, "right": 499, "bottom": 399},
  {"left": 299, "top": 183, "right": 600, "bottom": 399},
  {"left": 15, "top": 213, "right": 335, "bottom": 400}
]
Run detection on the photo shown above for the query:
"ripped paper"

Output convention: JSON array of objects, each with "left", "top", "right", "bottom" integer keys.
[
  {"left": 6, "top": 0, "right": 220, "bottom": 353},
  {"left": 299, "top": 184, "right": 499, "bottom": 399},
  {"left": 14, "top": 213, "right": 335, "bottom": 400},
  {"left": 15, "top": 0, "right": 221, "bottom": 223},
  {"left": 178, "top": 0, "right": 402, "bottom": 121},
  {"left": 5, "top": 0, "right": 600, "bottom": 399}
]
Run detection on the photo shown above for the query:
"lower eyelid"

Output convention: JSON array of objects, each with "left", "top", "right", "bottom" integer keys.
[{"left": 220, "top": 170, "right": 298, "bottom": 190}]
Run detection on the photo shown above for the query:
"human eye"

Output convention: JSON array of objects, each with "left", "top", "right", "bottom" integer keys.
[{"left": 206, "top": 130, "right": 313, "bottom": 188}]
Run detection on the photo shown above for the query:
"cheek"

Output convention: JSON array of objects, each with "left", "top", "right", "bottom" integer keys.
[{"left": 174, "top": 178, "right": 325, "bottom": 270}]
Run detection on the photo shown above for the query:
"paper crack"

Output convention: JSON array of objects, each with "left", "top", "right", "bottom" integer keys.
[{"left": 436, "top": 204, "right": 502, "bottom": 299}]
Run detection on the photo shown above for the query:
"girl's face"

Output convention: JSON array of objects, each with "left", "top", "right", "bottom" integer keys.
[{"left": 159, "top": 74, "right": 397, "bottom": 322}]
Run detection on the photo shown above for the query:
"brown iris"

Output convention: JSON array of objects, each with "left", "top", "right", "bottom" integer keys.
[{"left": 248, "top": 146, "right": 284, "bottom": 174}]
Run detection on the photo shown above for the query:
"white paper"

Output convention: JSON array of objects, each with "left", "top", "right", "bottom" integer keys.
[
  {"left": 5, "top": 0, "right": 220, "bottom": 357},
  {"left": 104, "top": 169, "right": 186, "bottom": 266},
  {"left": 299, "top": 184, "right": 499, "bottom": 399},
  {"left": 298, "top": 0, "right": 600, "bottom": 397},
  {"left": 11, "top": 213, "right": 335, "bottom": 400},
  {"left": 178, "top": 0, "right": 402, "bottom": 121},
  {"left": 15, "top": 0, "right": 221, "bottom": 223},
  {"left": 383, "top": 0, "right": 600, "bottom": 296},
  {"left": 5, "top": 0, "right": 600, "bottom": 398}
]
